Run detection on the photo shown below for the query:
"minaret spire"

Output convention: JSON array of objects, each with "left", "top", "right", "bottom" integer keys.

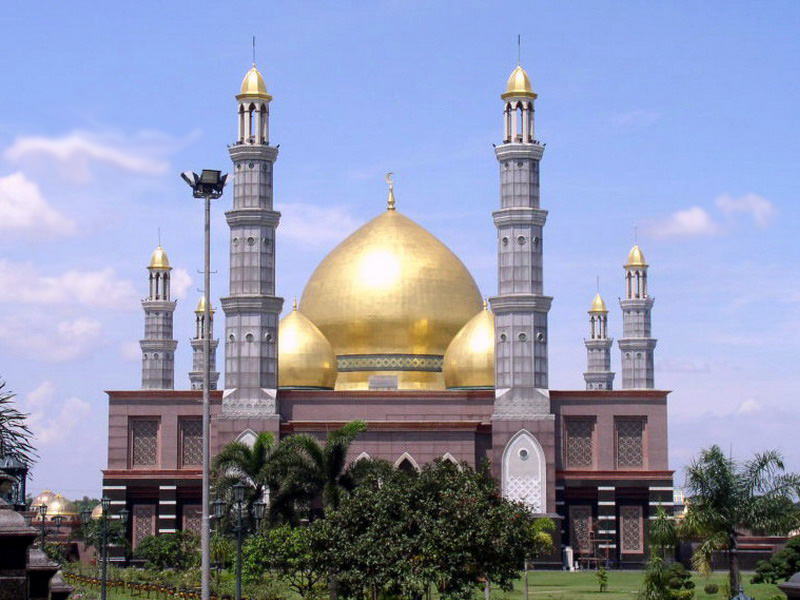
[
  {"left": 385, "top": 172, "right": 396, "bottom": 211},
  {"left": 140, "top": 245, "right": 178, "bottom": 390},
  {"left": 221, "top": 63, "right": 284, "bottom": 416},
  {"left": 618, "top": 244, "right": 657, "bottom": 388},
  {"left": 189, "top": 296, "right": 219, "bottom": 390},
  {"left": 584, "top": 290, "right": 615, "bottom": 390}
]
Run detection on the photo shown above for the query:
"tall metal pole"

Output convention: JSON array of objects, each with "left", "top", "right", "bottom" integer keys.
[
  {"left": 101, "top": 514, "right": 108, "bottom": 600},
  {"left": 201, "top": 192, "right": 212, "bottom": 600},
  {"left": 236, "top": 509, "right": 243, "bottom": 600}
]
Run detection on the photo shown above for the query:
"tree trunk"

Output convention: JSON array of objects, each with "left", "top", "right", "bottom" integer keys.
[
  {"left": 524, "top": 559, "right": 529, "bottom": 600},
  {"left": 729, "top": 535, "right": 740, "bottom": 598}
]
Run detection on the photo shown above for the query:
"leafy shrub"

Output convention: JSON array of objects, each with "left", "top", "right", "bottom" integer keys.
[
  {"left": 133, "top": 532, "right": 200, "bottom": 571},
  {"left": 596, "top": 567, "right": 609, "bottom": 592},
  {"left": 752, "top": 536, "right": 800, "bottom": 584},
  {"left": 703, "top": 583, "right": 719, "bottom": 595}
]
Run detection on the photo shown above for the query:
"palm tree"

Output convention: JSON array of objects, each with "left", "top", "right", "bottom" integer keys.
[
  {"left": 683, "top": 445, "right": 800, "bottom": 597},
  {"left": 281, "top": 420, "right": 367, "bottom": 515},
  {"left": 212, "top": 431, "right": 293, "bottom": 524},
  {"left": 0, "top": 380, "right": 37, "bottom": 467}
]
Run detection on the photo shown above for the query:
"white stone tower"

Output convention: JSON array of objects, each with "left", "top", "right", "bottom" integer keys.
[
  {"left": 220, "top": 65, "right": 284, "bottom": 416},
  {"left": 489, "top": 65, "right": 553, "bottom": 417},
  {"left": 584, "top": 293, "right": 615, "bottom": 390},
  {"left": 140, "top": 245, "right": 178, "bottom": 390},
  {"left": 189, "top": 296, "right": 219, "bottom": 390},
  {"left": 618, "top": 244, "right": 656, "bottom": 388}
]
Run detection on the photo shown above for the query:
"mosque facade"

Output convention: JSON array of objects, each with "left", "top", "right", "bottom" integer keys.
[{"left": 103, "top": 63, "right": 672, "bottom": 567}]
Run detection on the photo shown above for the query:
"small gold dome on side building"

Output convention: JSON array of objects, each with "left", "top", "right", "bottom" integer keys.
[
  {"left": 278, "top": 305, "right": 337, "bottom": 389},
  {"left": 31, "top": 491, "right": 78, "bottom": 521},
  {"left": 31, "top": 489, "right": 55, "bottom": 509},
  {"left": 238, "top": 65, "right": 272, "bottom": 100},
  {"left": 501, "top": 65, "right": 538, "bottom": 99},
  {"left": 443, "top": 305, "right": 495, "bottom": 390},
  {"left": 625, "top": 244, "right": 648, "bottom": 268},
  {"left": 149, "top": 245, "right": 171, "bottom": 270},
  {"left": 589, "top": 293, "right": 608, "bottom": 313},
  {"left": 90, "top": 503, "right": 103, "bottom": 520}
]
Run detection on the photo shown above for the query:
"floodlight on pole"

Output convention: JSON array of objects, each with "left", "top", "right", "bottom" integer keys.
[{"left": 180, "top": 167, "right": 227, "bottom": 600}]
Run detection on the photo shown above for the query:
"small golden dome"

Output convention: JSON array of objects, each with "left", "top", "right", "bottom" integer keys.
[
  {"left": 443, "top": 306, "right": 495, "bottom": 390},
  {"left": 278, "top": 307, "right": 337, "bottom": 389},
  {"left": 501, "top": 65, "right": 537, "bottom": 100},
  {"left": 626, "top": 244, "right": 648, "bottom": 268},
  {"left": 149, "top": 245, "right": 171, "bottom": 270},
  {"left": 32, "top": 492, "right": 78, "bottom": 521},
  {"left": 90, "top": 504, "right": 103, "bottom": 520},
  {"left": 589, "top": 292, "right": 608, "bottom": 313},
  {"left": 300, "top": 208, "right": 483, "bottom": 390},
  {"left": 195, "top": 296, "right": 215, "bottom": 314},
  {"left": 237, "top": 65, "right": 272, "bottom": 101},
  {"left": 31, "top": 489, "right": 55, "bottom": 509}
]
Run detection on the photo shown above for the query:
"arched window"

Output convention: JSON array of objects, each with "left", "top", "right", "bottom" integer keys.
[
  {"left": 394, "top": 452, "right": 419, "bottom": 473},
  {"left": 501, "top": 430, "right": 546, "bottom": 513}
]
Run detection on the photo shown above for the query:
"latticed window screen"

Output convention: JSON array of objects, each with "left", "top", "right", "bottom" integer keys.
[
  {"left": 132, "top": 505, "right": 155, "bottom": 549},
  {"left": 616, "top": 419, "right": 645, "bottom": 468},
  {"left": 131, "top": 420, "right": 158, "bottom": 467},
  {"left": 620, "top": 505, "right": 643, "bottom": 553},
  {"left": 180, "top": 419, "right": 203, "bottom": 466},
  {"left": 569, "top": 505, "right": 593, "bottom": 554},
  {"left": 182, "top": 505, "right": 202, "bottom": 534},
  {"left": 565, "top": 419, "right": 594, "bottom": 468}
]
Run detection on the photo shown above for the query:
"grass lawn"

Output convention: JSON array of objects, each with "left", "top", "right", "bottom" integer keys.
[
  {"left": 67, "top": 570, "right": 783, "bottom": 600},
  {"left": 491, "top": 570, "right": 782, "bottom": 600}
]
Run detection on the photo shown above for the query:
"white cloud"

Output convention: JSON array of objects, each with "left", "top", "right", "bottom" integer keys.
[
  {"left": 737, "top": 399, "right": 762, "bottom": 415},
  {"left": 171, "top": 267, "right": 193, "bottom": 299},
  {"left": 648, "top": 206, "right": 720, "bottom": 239},
  {"left": 3, "top": 130, "right": 176, "bottom": 183},
  {"left": 715, "top": 193, "right": 775, "bottom": 228},
  {"left": 0, "top": 259, "right": 137, "bottom": 310},
  {"left": 120, "top": 341, "right": 141, "bottom": 361},
  {"left": 0, "top": 172, "right": 76, "bottom": 236},
  {"left": 0, "top": 316, "right": 103, "bottom": 362},
  {"left": 277, "top": 202, "right": 362, "bottom": 246},
  {"left": 21, "top": 381, "right": 91, "bottom": 446}
]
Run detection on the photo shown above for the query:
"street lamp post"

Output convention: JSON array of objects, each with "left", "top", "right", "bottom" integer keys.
[
  {"left": 81, "top": 497, "right": 129, "bottom": 600},
  {"left": 213, "top": 483, "right": 266, "bottom": 600},
  {"left": 180, "top": 169, "right": 228, "bottom": 600},
  {"left": 36, "top": 503, "right": 48, "bottom": 546}
]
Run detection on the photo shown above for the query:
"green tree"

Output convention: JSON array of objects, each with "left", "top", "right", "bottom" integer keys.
[
  {"left": 243, "top": 525, "right": 326, "bottom": 599},
  {"left": 281, "top": 420, "right": 367, "bottom": 514},
  {"left": 313, "top": 459, "right": 547, "bottom": 600},
  {"left": 682, "top": 445, "right": 800, "bottom": 596},
  {"left": 133, "top": 531, "right": 200, "bottom": 570},
  {"left": 752, "top": 535, "right": 800, "bottom": 584},
  {"left": 0, "top": 380, "right": 37, "bottom": 467}
]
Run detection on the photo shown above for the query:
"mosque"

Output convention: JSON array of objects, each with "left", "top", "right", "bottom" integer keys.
[{"left": 102, "top": 62, "right": 673, "bottom": 567}]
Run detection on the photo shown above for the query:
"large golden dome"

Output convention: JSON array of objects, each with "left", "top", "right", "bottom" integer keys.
[
  {"left": 279, "top": 304, "right": 337, "bottom": 389},
  {"left": 300, "top": 208, "right": 483, "bottom": 390},
  {"left": 31, "top": 491, "right": 78, "bottom": 521},
  {"left": 443, "top": 304, "right": 495, "bottom": 389}
]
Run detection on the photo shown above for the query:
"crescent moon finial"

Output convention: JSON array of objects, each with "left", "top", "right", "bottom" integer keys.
[{"left": 385, "top": 172, "right": 396, "bottom": 211}]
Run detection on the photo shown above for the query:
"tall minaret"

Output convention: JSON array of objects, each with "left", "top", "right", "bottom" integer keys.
[
  {"left": 189, "top": 296, "right": 220, "bottom": 390},
  {"left": 140, "top": 245, "right": 178, "bottom": 390},
  {"left": 618, "top": 244, "right": 656, "bottom": 388},
  {"left": 584, "top": 293, "right": 615, "bottom": 390},
  {"left": 489, "top": 65, "right": 553, "bottom": 417},
  {"left": 220, "top": 64, "right": 284, "bottom": 417}
]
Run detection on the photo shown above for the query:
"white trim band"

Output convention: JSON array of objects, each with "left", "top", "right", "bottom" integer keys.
[
  {"left": 598, "top": 530, "right": 617, "bottom": 535},
  {"left": 598, "top": 486, "right": 615, "bottom": 491},
  {"left": 159, "top": 500, "right": 177, "bottom": 505},
  {"left": 102, "top": 485, "right": 126, "bottom": 490},
  {"left": 649, "top": 501, "right": 674, "bottom": 506},
  {"left": 109, "top": 500, "right": 126, "bottom": 505},
  {"left": 649, "top": 487, "right": 673, "bottom": 491},
  {"left": 598, "top": 501, "right": 616, "bottom": 506},
  {"left": 158, "top": 514, "right": 176, "bottom": 519},
  {"left": 159, "top": 485, "right": 177, "bottom": 490},
  {"left": 158, "top": 528, "right": 177, "bottom": 533}
]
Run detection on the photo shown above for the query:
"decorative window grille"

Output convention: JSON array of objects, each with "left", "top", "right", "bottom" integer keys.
[
  {"left": 620, "top": 505, "right": 644, "bottom": 553},
  {"left": 569, "top": 505, "right": 593, "bottom": 555},
  {"left": 130, "top": 420, "right": 158, "bottom": 467},
  {"left": 182, "top": 505, "right": 202, "bottom": 534},
  {"left": 565, "top": 419, "right": 594, "bottom": 468},
  {"left": 616, "top": 419, "right": 645, "bottom": 468},
  {"left": 132, "top": 505, "right": 155, "bottom": 549},
  {"left": 180, "top": 419, "right": 203, "bottom": 467}
]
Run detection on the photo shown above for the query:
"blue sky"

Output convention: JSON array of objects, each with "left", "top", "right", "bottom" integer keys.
[{"left": 1, "top": 2, "right": 798, "bottom": 498}]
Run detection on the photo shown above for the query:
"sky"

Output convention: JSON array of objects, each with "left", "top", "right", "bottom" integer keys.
[{"left": 0, "top": 2, "right": 798, "bottom": 499}]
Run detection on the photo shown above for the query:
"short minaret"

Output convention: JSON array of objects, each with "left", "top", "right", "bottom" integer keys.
[
  {"left": 140, "top": 245, "right": 178, "bottom": 390},
  {"left": 489, "top": 64, "right": 553, "bottom": 417},
  {"left": 220, "top": 64, "right": 284, "bottom": 416},
  {"left": 618, "top": 244, "right": 657, "bottom": 388},
  {"left": 189, "top": 296, "right": 220, "bottom": 390},
  {"left": 584, "top": 293, "right": 615, "bottom": 390}
]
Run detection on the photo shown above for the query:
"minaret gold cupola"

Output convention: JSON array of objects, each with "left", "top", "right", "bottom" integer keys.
[
  {"left": 501, "top": 64, "right": 537, "bottom": 144},
  {"left": 236, "top": 65, "right": 272, "bottom": 145}
]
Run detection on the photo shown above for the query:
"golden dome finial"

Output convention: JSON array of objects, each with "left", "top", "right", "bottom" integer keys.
[
  {"left": 625, "top": 244, "right": 648, "bottom": 268},
  {"left": 482, "top": 298, "right": 488, "bottom": 310},
  {"left": 237, "top": 65, "right": 272, "bottom": 101},
  {"left": 195, "top": 296, "right": 214, "bottom": 314},
  {"left": 385, "top": 172, "right": 396, "bottom": 211},
  {"left": 292, "top": 298, "right": 298, "bottom": 311},
  {"left": 149, "top": 245, "right": 171, "bottom": 270},
  {"left": 589, "top": 292, "right": 608, "bottom": 313},
  {"left": 502, "top": 64, "right": 537, "bottom": 100}
]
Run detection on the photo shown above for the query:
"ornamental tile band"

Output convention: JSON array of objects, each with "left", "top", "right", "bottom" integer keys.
[{"left": 337, "top": 354, "right": 444, "bottom": 372}]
